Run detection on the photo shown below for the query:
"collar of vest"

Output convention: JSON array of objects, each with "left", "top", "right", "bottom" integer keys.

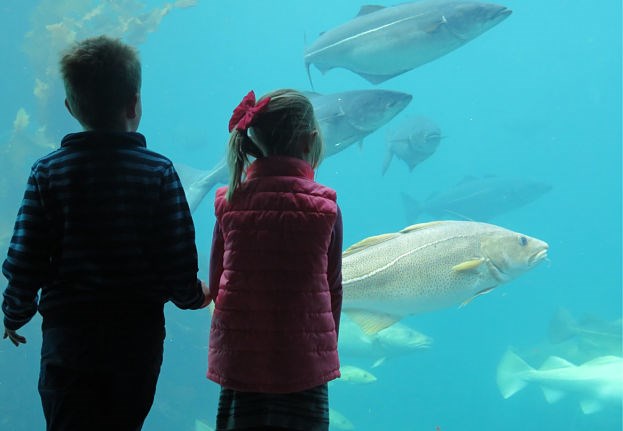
[{"left": 246, "top": 156, "right": 315, "bottom": 180}]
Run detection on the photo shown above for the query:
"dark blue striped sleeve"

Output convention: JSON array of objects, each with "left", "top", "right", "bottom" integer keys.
[
  {"left": 2, "top": 170, "right": 52, "bottom": 330},
  {"left": 155, "top": 164, "right": 204, "bottom": 309}
]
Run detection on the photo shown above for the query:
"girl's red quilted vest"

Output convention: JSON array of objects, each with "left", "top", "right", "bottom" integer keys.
[{"left": 208, "top": 156, "right": 340, "bottom": 393}]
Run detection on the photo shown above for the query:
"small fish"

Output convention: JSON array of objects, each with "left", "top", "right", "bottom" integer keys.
[
  {"left": 329, "top": 408, "right": 355, "bottom": 430},
  {"left": 338, "top": 365, "right": 378, "bottom": 384},
  {"left": 382, "top": 115, "right": 442, "bottom": 174},
  {"left": 339, "top": 316, "right": 432, "bottom": 365}
]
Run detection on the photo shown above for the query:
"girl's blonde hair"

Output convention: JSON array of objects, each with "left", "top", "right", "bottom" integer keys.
[{"left": 226, "top": 89, "right": 323, "bottom": 201}]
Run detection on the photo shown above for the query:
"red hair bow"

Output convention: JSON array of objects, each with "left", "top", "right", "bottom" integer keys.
[{"left": 228, "top": 90, "right": 271, "bottom": 133}]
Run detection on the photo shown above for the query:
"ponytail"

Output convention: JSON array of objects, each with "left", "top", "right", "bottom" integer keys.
[{"left": 225, "top": 130, "right": 250, "bottom": 201}]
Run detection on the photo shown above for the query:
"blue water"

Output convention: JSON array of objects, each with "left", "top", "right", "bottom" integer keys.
[{"left": 0, "top": 1, "right": 621, "bottom": 430}]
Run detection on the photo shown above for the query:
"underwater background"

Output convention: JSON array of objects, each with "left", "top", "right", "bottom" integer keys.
[{"left": 0, "top": 1, "right": 620, "bottom": 430}]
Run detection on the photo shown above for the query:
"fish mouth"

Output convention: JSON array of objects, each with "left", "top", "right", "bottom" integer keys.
[
  {"left": 497, "top": 8, "right": 512, "bottom": 19},
  {"left": 529, "top": 247, "right": 549, "bottom": 266}
]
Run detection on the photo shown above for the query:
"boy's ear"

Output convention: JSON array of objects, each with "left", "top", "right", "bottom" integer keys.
[
  {"left": 126, "top": 94, "right": 139, "bottom": 119},
  {"left": 64, "top": 99, "right": 74, "bottom": 117}
]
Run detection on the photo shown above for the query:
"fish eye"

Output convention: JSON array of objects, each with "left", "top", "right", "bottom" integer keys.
[{"left": 518, "top": 236, "right": 528, "bottom": 246}]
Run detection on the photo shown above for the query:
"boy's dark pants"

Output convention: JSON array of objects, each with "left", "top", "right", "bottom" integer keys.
[{"left": 38, "top": 316, "right": 165, "bottom": 431}]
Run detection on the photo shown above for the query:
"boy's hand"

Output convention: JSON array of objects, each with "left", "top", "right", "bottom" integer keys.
[
  {"left": 200, "top": 280, "right": 212, "bottom": 308},
  {"left": 3, "top": 327, "right": 26, "bottom": 347}
]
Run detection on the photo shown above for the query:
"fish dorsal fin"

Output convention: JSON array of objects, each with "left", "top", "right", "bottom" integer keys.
[
  {"left": 343, "top": 233, "right": 399, "bottom": 257},
  {"left": 399, "top": 221, "right": 444, "bottom": 234},
  {"left": 540, "top": 356, "right": 575, "bottom": 370},
  {"left": 357, "top": 5, "right": 385, "bottom": 16},
  {"left": 345, "top": 309, "right": 401, "bottom": 335}
]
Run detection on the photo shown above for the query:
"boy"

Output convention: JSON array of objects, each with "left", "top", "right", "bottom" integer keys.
[{"left": 2, "top": 36, "right": 208, "bottom": 430}]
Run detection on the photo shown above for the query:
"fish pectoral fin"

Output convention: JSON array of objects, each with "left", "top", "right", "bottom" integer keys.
[
  {"left": 424, "top": 15, "right": 448, "bottom": 34},
  {"left": 356, "top": 70, "right": 408, "bottom": 85},
  {"left": 541, "top": 386, "right": 566, "bottom": 404},
  {"left": 357, "top": 5, "right": 385, "bottom": 16},
  {"left": 580, "top": 399, "right": 604, "bottom": 415},
  {"left": 452, "top": 258, "right": 485, "bottom": 272},
  {"left": 343, "top": 233, "right": 400, "bottom": 257},
  {"left": 459, "top": 286, "right": 496, "bottom": 308},
  {"left": 371, "top": 357, "right": 386, "bottom": 368},
  {"left": 346, "top": 309, "right": 401, "bottom": 335}
]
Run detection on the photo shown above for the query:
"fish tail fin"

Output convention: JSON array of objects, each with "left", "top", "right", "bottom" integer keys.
[
  {"left": 548, "top": 307, "right": 577, "bottom": 344},
  {"left": 401, "top": 192, "right": 421, "bottom": 224},
  {"left": 496, "top": 349, "right": 533, "bottom": 399}
]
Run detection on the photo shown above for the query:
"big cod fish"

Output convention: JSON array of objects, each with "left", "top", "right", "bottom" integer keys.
[{"left": 342, "top": 221, "right": 548, "bottom": 334}]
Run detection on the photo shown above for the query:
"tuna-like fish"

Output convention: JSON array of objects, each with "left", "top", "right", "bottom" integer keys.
[
  {"left": 304, "top": 0, "right": 512, "bottom": 84},
  {"left": 308, "top": 90, "right": 413, "bottom": 157},
  {"left": 382, "top": 115, "right": 442, "bottom": 174},
  {"left": 342, "top": 221, "right": 548, "bottom": 334},
  {"left": 497, "top": 349, "right": 623, "bottom": 414},
  {"left": 403, "top": 176, "right": 553, "bottom": 222}
]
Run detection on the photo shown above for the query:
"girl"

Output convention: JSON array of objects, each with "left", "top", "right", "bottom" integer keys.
[{"left": 207, "top": 89, "right": 343, "bottom": 431}]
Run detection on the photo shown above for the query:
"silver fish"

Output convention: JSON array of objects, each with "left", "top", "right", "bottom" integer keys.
[
  {"left": 307, "top": 89, "right": 412, "bottom": 157},
  {"left": 403, "top": 176, "right": 553, "bottom": 222},
  {"left": 305, "top": 0, "right": 512, "bottom": 84},
  {"left": 382, "top": 115, "right": 442, "bottom": 174},
  {"left": 497, "top": 349, "right": 623, "bottom": 414},
  {"left": 342, "top": 221, "right": 548, "bottom": 334}
]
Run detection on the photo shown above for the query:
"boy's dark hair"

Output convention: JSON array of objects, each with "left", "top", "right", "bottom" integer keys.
[{"left": 60, "top": 35, "right": 141, "bottom": 130}]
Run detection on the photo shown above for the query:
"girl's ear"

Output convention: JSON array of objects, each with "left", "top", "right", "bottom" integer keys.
[{"left": 302, "top": 130, "right": 319, "bottom": 155}]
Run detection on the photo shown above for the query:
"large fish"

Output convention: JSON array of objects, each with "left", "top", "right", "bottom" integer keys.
[
  {"left": 308, "top": 89, "right": 413, "bottom": 157},
  {"left": 304, "top": 0, "right": 512, "bottom": 84},
  {"left": 382, "top": 115, "right": 442, "bottom": 174},
  {"left": 342, "top": 221, "right": 548, "bottom": 334},
  {"left": 403, "top": 176, "right": 553, "bottom": 222},
  {"left": 497, "top": 349, "right": 623, "bottom": 414}
]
